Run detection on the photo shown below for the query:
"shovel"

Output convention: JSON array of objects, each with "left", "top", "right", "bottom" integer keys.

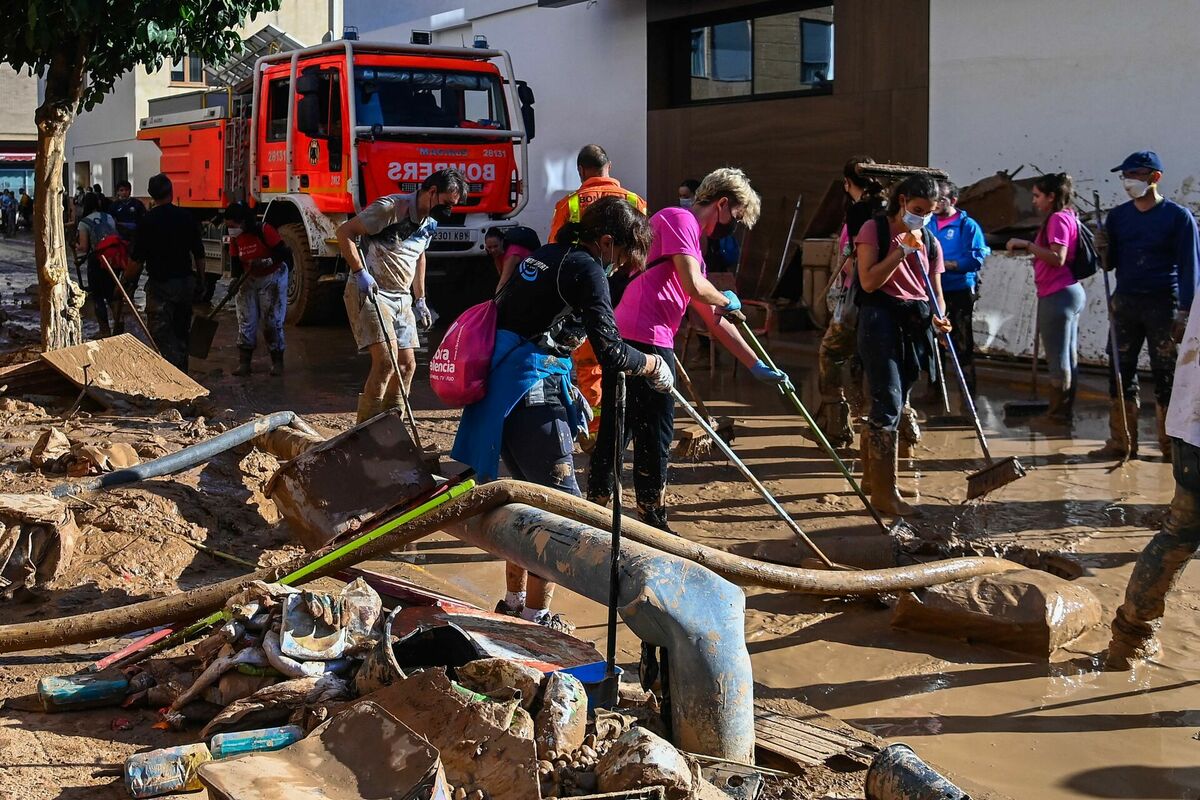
[
  {"left": 189, "top": 272, "right": 247, "bottom": 360},
  {"left": 918, "top": 269, "right": 1027, "bottom": 499},
  {"left": 729, "top": 312, "right": 916, "bottom": 538},
  {"left": 368, "top": 292, "right": 439, "bottom": 472},
  {"left": 1093, "top": 191, "right": 1133, "bottom": 464},
  {"left": 99, "top": 255, "right": 158, "bottom": 354}
]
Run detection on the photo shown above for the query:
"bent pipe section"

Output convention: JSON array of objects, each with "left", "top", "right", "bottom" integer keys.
[
  {"left": 450, "top": 502, "right": 755, "bottom": 763},
  {"left": 51, "top": 412, "right": 315, "bottom": 498},
  {"left": 0, "top": 480, "right": 1022, "bottom": 653}
]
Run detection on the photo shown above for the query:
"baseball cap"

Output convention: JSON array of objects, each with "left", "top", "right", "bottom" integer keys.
[{"left": 1111, "top": 151, "right": 1164, "bottom": 173}]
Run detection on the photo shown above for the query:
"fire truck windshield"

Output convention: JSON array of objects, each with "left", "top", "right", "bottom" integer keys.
[{"left": 354, "top": 67, "right": 510, "bottom": 131}]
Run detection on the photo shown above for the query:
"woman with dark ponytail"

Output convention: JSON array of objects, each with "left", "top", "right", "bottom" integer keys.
[
  {"left": 452, "top": 196, "right": 673, "bottom": 631},
  {"left": 1005, "top": 172, "right": 1085, "bottom": 423},
  {"left": 815, "top": 156, "right": 889, "bottom": 447},
  {"left": 854, "top": 174, "right": 950, "bottom": 516}
]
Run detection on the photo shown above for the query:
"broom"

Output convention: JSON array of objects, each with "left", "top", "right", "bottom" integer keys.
[
  {"left": 919, "top": 269, "right": 1027, "bottom": 499},
  {"left": 672, "top": 356, "right": 735, "bottom": 460},
  {"left": 1004, "top": 301, "right": 1050, "bottom": 416}
]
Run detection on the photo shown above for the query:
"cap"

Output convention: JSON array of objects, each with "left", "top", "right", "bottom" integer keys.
[{"left": 1111, "top": 151, "right": 1164, "bottom": 173}]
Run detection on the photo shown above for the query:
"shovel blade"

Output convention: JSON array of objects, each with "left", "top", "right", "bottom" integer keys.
[
  {"left": 966, "top": 456, "right": 1027, "bottom": 499},
  {"left": 188, "top": 315, "right": 219, "bottom": 360}
]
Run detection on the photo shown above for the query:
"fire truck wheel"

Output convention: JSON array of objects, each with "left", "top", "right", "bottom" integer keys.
[{"left": 279, "top": 222, "right": 338, "bottom": 325}]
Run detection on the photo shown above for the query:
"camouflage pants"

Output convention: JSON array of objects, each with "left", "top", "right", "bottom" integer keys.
[
  {"left": 818, "top": 319, "right": 864, "bottom": 411},
  {"left": 1107, "top": 292, "right": 1178, "bottom": 407},
  {"left": 145, "top": 275, "right": 196, "bottom": 373},
  {"left": 1108, "top": 438, "right": 1200, "bottom": 661}
]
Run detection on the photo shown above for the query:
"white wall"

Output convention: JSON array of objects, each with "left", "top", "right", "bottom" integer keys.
[
  {"left": 346, "top": 0, "right": 648, "bottom": 242},
  {"left": 931, "top": 0, "right": 1198, "bottom": 364},
  {"left": 929, "top": 0, "right": 1200, "bottom": 213}
]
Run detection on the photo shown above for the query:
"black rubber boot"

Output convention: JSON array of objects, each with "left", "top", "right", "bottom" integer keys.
[
  {"left": 638, "top": 504, "right": 677, "bottom": 536},
  {"left": 232, "top": 347, "right": 253, "bottom": 377},
  {"left": 269, "top": 349, "right": 284, "bottom": 377}
]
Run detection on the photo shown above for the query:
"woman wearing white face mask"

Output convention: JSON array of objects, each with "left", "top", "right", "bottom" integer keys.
[
  {"left": 1005, "top": 173, "right": 1085, "bottom": 424},
  {"left": 224, "top": 202, "right": 291, "bottom": 376},
  {"left": 854, "top": 175, "right": 950, "bottom": 516}
]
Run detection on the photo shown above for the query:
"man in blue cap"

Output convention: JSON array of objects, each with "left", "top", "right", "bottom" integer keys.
[{"left": 1091, "top": 151, "right": 1200, "bottom": 462}]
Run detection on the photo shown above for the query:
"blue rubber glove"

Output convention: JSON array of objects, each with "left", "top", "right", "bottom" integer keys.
[
  {"left": 750, "top": 360, "right": 789, "bottom": 385},
  {"left": 355, "top": 268, "right": 377, "bottom": 296},
  {"left": 715, "top": 290, "right": 741, "bottom": 316}
]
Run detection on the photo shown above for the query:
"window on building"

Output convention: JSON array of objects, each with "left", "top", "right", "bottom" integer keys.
[
  {"left": 655, "top": 2, "right": 834, "bottom": 108},
  {"left": 170, "top": 53, "right": 206, "bottom": 86},
  {"left": 266, "top": 78, "right": 290, "bottom": 142},
  {"left": 111, "top": 157, "right": 129, "bottom": 190}
]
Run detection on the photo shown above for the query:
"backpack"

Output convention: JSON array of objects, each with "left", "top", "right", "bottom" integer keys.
[
  {"left": 1070, "top": 220, "right": 1098, "bottom": 281},
  {"left": 93, "top": 234, "right": 134, "bottom": 279}
]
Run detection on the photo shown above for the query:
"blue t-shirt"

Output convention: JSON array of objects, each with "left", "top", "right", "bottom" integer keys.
[{"left": 1106, "top": 198, "right": 1200, "bottom": 310}]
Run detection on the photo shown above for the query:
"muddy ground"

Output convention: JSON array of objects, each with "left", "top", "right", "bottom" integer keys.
[{"left": 0, "top": 233, "right": 1197, "bottom": 800}]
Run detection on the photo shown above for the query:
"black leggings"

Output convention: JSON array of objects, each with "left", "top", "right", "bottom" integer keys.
[{"left": 586, "top": 341, "right": 676, "bottom": 510}]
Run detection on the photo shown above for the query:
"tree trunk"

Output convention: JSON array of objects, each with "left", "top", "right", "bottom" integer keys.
[{"left": 35, "top": 45, "right": 88, "bottom": 352}]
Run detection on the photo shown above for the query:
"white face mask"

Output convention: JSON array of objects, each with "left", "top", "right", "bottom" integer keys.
[
  {"left": 679, "top": 197, "right": 694, "bottom": 208},
  {"left": 1123, "top": 178, "right": 1151, "bottom": 199},
  {"left": 227, "top": 227, "right": 243, "bottom": 237},
  {"left": 902, "top": 209, "right": 931, "bottom": 231}
]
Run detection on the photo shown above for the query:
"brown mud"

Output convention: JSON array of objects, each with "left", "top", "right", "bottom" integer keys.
[{"left": 1, "top": 234, "right": 1198, "bottom": 799}]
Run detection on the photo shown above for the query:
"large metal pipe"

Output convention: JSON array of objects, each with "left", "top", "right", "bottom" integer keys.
[{"left": 451, "top": 503, "right": 754, "bottom": 763}]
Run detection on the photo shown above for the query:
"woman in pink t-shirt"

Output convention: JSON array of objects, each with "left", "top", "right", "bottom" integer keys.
[
  {"left": 1006, "top": 173, "right": 1085, "bottom": 424},
  {"left": 589, "top": 168, "right": 789, "bottom": 532},
  {"left": 853, "top": 175, "right": 951, "bottom": 517}
]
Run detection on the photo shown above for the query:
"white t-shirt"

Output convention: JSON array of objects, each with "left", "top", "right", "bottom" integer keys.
[
  {"left": 356, "top": 192, "right": 437, "bottom": 293},
  {"left": 1166, "top": 299, "right": 1200, "bottom": 448}
]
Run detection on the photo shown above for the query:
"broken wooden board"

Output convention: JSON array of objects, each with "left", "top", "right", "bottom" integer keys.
[
  {"left": 0, "top": 359, "right": 78, "bottom": 398},
  {"left": 39, "top": 334, "right": 207, "bottom": 408},
  {"left": 754, "top": 702, "right": 878, "bottom": 769}
]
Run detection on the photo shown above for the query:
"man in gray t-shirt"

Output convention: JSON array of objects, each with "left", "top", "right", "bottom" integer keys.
[{"left": 336, "top": 168, "right": 466, "bottom": 422}]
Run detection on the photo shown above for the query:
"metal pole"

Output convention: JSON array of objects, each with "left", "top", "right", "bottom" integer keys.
[
  {"left": 775, "top": 194, "right": 804, "bottom": 285},
  {"left": 605, "top": 373, "right": 625, "bottom": 688}
]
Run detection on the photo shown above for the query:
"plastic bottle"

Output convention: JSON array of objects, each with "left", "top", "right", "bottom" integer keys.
[
  {"left": 124, "top": 743, "right": 212, "bottom": 798},
  {"left": 38, "top": 670, "right": 129, "bottom": 712},
  {"left": 209, "top": 724, "right": 305, "bottom": 759}
]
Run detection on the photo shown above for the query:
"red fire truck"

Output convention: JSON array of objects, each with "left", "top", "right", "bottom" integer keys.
[{"left": 138, "top": 37, "right": 535, "bottom": 323}]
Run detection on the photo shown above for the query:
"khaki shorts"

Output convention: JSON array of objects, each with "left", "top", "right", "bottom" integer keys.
[{"left": 345, "top": 284, "right": 419, "bottom": 352}]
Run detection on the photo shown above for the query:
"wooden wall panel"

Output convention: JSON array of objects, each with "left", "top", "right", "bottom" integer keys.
[{"left": 646, "top": 0, "right": 931, "bottom": 298}]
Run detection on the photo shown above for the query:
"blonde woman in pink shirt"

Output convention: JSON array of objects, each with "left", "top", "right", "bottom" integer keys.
[{"left": 1006, "top": 173, "right": 1085, "bottom": 424}]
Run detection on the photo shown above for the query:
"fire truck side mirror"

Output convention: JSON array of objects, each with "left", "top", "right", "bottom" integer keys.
[
  {"left": 297, "top": 94, "right": 321, "bottom": 138},
  {"left": 517, "top": 81, "right": 536, "bottom": 142}
]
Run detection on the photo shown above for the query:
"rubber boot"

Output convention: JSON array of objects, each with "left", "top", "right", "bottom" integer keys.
[
  {"left": 381, "top": 388, "right": 405, "bottom": 415},
  {"left": 268, "top": 349, "right": 284, "bottom": 377},
  {"left": 97, "top": 318, "right": 112, "bottom": 338},
  {"left": 638, "top": 503, "right": 677, "bottom": 536},
  {"left": 1156, "top": 405, "right": 1171, "bottom": 463},
  {"left": 812, "top": 400, "right": 854, "bottom": 449},
  {"left": 1090, "top": 398, "right": 1139, "bottom": 458},
  {"left": 1104, "top": 481, "right": 1200, "bottom": 670},
  {"left": 868, "top": 428, "right": 919, "bottom": 517},
  {"left": 860, "top": 428, "right": 917, "bottom": 498},
  {"left": 1040, "top": 384, "right": 1072, "bottom": 425},
  {"left": 232, "top": 347, "right": 253, "bottom": 377},
  {"left": 356, "top": 393, "right": 384, "bottom": 424},
  {"left": 898, "top": 404, "right": 921, "bottom": 459}
]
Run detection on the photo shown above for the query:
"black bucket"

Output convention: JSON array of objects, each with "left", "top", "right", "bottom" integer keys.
[{"left": 865, "top": 743, "right": 971, "bottom": 800}]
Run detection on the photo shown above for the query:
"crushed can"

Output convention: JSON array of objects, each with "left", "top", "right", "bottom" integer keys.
[
  {"left": 38, "top": 669, "right": 129, "bottom": 712},
  {"left": 210, "top": 724, "right": 305, "bottom": 759},
  {"left": 125, "top": 743, "right": 212, "bottom": 798}
]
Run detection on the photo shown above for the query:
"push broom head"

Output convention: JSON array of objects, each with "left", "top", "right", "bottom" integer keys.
[{"left": 966, "top": 455, "right": 1027, "bottom": 499}]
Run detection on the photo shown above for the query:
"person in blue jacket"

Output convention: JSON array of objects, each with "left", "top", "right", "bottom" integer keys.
[
  {"left": 927, "top": 180, "right": 990, "bottom": 395},
  {"left": 1092, "top": 151, "right": 1200, "bottom": 461}
]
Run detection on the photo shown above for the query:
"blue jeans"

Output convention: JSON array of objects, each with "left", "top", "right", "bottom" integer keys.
[
  {"left": 236, "top": 268, "right": 288, "bottom": 351},
  {"left": 1036, "top": 283, "right": 1086, "bottom": 390},
  {"left": 858, "top": 303, "right": 921, "bottom": 431},
  {"left": 500, "top": 375, "right": 581, "bottom": 496}
]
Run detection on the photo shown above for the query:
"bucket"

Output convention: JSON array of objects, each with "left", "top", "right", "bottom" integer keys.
[
  {"left": 560, "top": 660, "right": 624, "bottom": 712},
  {"left": 865, "top": 743, "right": 970, "bottom": 800}
]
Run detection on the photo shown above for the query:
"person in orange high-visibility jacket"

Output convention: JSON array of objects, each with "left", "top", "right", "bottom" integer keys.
[{"left": 550, "top": 145, "right": 648, "bottom": 449}]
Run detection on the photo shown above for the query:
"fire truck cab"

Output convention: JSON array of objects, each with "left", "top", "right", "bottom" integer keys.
[{"left": 138, "top": 37, "right": 535, "bottom": 323}]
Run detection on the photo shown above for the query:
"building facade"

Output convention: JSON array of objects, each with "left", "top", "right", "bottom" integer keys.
[
  {"left": 57, "top": 0, "right": 338, "bottom": 197},
  {"left": 0, "top": 65, "right": 37, "bottom": 193}
]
